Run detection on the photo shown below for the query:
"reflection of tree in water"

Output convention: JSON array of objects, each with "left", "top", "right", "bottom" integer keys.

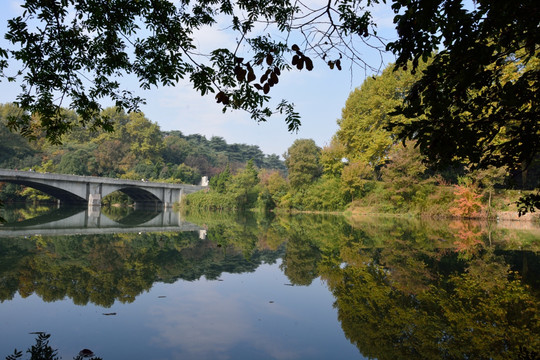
[
  {"left": 449, "top": 220, "right": 484, "bottom": 258},
  {"left": 274, "top": 213, "right": 353, "bottom": 286},
  {"left": 0, "top": 230, "right": 283, "bottom": 307},
  {"left": 324, "top": 245, "right": 540, "bottom": 359},
  {"left": 276, "top": 215, "right": 540, "bottom": 359},
  {"left": 280, "top": 233, "right": 321, "bottom": 286},
  {"left": 100, "top": 204, "right": 134, "bottom": 221},
  {"left": 1, "top": 204, "right": 71, "bottom": 225}
]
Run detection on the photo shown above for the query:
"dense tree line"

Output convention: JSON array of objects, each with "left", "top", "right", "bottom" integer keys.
[
  {"left": 186, "top": 60, "right": 539, "bottom": 218},
  {"left": 0, "top": 103, "right": 285, "bottom": 203}
]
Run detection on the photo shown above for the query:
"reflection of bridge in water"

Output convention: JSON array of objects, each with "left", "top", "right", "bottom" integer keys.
[{"left": 0, "top": 207, "right": 203, "bottom": 237}]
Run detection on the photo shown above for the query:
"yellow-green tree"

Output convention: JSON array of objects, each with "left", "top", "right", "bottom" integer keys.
[
  {"left": 336, "top": 63, "right": 424, "bottom": 165},
  {"left": 320, "top": 136, "right": 346, "bottom": 178},
  {"left": 229, "top": 160, "right": 260, "bottom": 209},
  {"left": 259, "top": 169, "right": 288, "bottom": 207},
  {"left": 124, "top": 112, "right": 164, "bottom": 164},
  {"left": 340, "top": 160, "right": 373, "bottom": 201},
  {"left": 284, "top": 139, "right": 322, "bottom": 188}
]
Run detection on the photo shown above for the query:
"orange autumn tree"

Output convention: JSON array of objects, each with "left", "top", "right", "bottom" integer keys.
[{"left": 449, "top": 185, "right": 483, "bottom": 218}]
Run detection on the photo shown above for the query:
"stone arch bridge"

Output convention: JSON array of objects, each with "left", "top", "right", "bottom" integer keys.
[{"left": 0, "top": 169, "right": 206, "bottom": 208}]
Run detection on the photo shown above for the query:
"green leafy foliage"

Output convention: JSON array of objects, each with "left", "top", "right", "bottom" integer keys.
[
  {"left": 184, "top": 161, "right": 261, "bottom": 211},
  {"left": 229, "top": 160, "right": 260, "bottom": 209},
  {"left": 257, "top": 169, "right": 288, "bottom": 211},
  {"left": 518, "top": 192, "right": 540, "bottom": 217},
  {"left": 0, "top": 104, "right": 40, "bottom": 169},
  {"left": 388, "top": 1, "right": 539, "bottom": 176},
  {"left": 187, "top": 54, "right": 536, "bottom": 216},
  {"left": 330, "top": 251, "right": 540, "bottom": 359},
  {"left": 210, "top": 164, "right": 232, "bottom": 193},
  {"left": 303, "top": 177, "right": 347, "bottom": 211},
  {"left": 56, "top": 146, "right": 97, "bottom": 176},
  {"left": 341, "top": 160, "right": 373, "bottom": 201},
  {"left": 4, "top": 332, "right": 103, "bottom": 360},
  {"left": 280, "top": 233, "right": 321, "bottom": 286},
  {"left": 283, "top": 139, "right": 322, "bottom": 189},
  {"left": 381, "top": 141, "right": 427, "bottom": 191},
  {"left": 336, "top": 63, "right": 424, "bottom": 166},
  {"left": 320, "top": 137, "right": 346, "bottom": 178},
  {"left": 2, "top": 214, "right": 539, "bottom": 359},
  {"left": 0, "top": 0, "right": 537, "bottom": 217},
  {"left": 0, "top": 1, "right": 386, "bottom": 142},
  {"left": 5, "top": 333, "right": 58, "bottom": 360}
]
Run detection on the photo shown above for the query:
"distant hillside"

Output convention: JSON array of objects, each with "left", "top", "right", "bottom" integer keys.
[{"left": 0, "top": 103, "right": 286, "bottom": 184}]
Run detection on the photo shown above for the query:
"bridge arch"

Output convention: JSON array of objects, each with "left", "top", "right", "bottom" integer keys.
[
  {"left": 0, "top": 181, "right": 166, "bottom": 207},
  {"left": 0, "top": 179, "right": 87, "bottom": 205},
  {"left": 102, "top": 187, "right": 163, "bottom": 207}
]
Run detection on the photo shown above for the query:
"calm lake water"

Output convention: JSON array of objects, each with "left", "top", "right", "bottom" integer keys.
[{"left": 1, "top": 205, "right": 539, "bottom": 360}]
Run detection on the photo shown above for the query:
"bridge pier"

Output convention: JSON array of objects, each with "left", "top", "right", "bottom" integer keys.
[{"left": 88, "top": 193, "right": 102, "bottom": 207}]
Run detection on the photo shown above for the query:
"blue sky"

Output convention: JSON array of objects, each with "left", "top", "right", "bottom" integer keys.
[{"left": 0, "top": 1, "right": 397, "bottom": 157}]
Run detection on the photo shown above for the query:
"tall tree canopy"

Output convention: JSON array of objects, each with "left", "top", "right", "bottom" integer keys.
[
  {"left": 336, "top": 62, "right": 424, "bottom": 166},
  {"left": 0, "top": 104, "right": 285, "bottom": 183},
  {"left": 0, "top": 0, "right": 388, "bottom": 143},
  {"left": 388, "top": 1, "right": 539, "bottom": 173},
  {"left": 388, "top": 0, "right": 539, "bottom": 212},
  {"left": 284, "top": 139, "right": 322, "bottom": 189}
]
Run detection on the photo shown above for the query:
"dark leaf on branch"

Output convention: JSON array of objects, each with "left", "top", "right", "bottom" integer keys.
[{"left": 305, "top": 57, "right": 313, "bottom": 71}]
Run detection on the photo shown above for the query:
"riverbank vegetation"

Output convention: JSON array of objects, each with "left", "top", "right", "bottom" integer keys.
[{"left": 184, "top": 61, "right": 539, "bottom": 220}]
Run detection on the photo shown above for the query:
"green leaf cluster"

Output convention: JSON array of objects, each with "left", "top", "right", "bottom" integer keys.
[
  {"left": 1, "top": 0, "right": 538, "bottom": 215},
  {"left": 2, "top": 213, "right": 539, "bottom": 359},
  {"left": 184, "top": 160, "right": 261, "bottom": 211},
  {"left": 283, "top": 139, "right": 322, "bottom": 189},
  {"left": 336, "top": 63, "right": 424, "bottom": 166},
  {"left": 388, "top": 1, "right": 539, "bottom": 176}
]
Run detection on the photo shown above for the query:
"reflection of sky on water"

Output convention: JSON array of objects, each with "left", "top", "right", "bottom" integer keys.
[
  {"left": 147, "top": 282, "right": 254, "bottom": 359},
  {"left": 0, "top": 261, "right": 365, "bottom": 360},
  {"left": 144, "top": 262, "right": 355, "bottom": 360}
]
